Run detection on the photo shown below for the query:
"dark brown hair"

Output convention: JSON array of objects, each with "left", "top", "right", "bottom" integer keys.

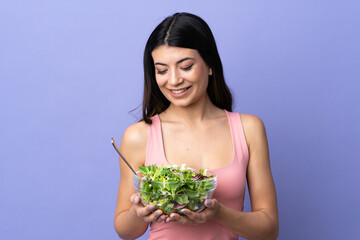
[{"left": 142, "top": 12, "right": 232, "bottom": 124}]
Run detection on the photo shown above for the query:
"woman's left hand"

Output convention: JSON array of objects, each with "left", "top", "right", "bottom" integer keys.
[{"left": 165, "top": 199, "right": 219, "bottom": 225}]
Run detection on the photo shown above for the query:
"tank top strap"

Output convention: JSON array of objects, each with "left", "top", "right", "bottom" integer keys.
[
  {"left": 145, "top": 115, "right": 168, "bottom": 167},
  {"left": 225, "top": 110, "right": 249, "bottom": 166}
]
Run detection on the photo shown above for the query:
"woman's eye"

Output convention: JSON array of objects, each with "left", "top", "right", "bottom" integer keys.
[
  {"left": 182, "top": 64, "right": 193, "bottom": 71},
  {"left": 156, "top": 69, "right": 167, "bottom": 75}
]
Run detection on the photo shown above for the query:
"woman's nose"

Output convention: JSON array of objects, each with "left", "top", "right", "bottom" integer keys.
[{"left": 169, "top": 70, "right": 184, "bottom": 85}]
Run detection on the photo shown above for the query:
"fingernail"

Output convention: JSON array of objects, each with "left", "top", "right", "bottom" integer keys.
[
  {"left": 157, "top": 211, "right": 161, "bottom": 216},
  {"left": 171, "top": 215, "right": 175, "bottom": 218},
  {"left": 149, "top": 205, "right": 154, "bottom": 210},
  {"left": 134, "top": 197, "right": 138, "bottom": 203},
  {"left": 181, "top": 209, "right": 186, "bottom": 214},
  {"left": 160, "top": 217, "right": 164, "bottom": 220},
  {"left": 206, "top": 200, "right": 211, "bottom": 206}
]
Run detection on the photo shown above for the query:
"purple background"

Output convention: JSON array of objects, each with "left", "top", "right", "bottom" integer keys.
[{"left": 1, "top": 1, "right": 359, "bottom": 239}]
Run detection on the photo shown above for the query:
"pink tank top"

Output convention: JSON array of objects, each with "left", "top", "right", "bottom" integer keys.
[{"left": 145, "top": 110, "right": 249, "bottom": 240}]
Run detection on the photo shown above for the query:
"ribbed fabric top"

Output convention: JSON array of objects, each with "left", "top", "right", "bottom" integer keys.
[{"left": 145, "top": 110, "right": 249, "bottom": 240}]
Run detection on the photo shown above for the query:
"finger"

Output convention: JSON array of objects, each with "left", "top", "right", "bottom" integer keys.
[
  {"left": 148, "top": 210, "right": 164, "bottom": 222},
  {"left": 180, "top": 209, "right": 195, "bottom": 219},
  {"left": 157, "top": 214, "right": 166, "bottom": 223},
  {"left": 164, "top": 216, "right": 175, "bottom": 223},
  {"left": 167, "top": 213, "right": 178, "bottom": 223},
  {"left": 205, "top": 199, "right": 219, "bottom": 209},
  {"left": 180, "top": 209, "right": 206, "bottom": 224},
  {"left": 205, "top": 199, "right": 212, "bottom": 208},
  {"left": 168, "top": 213, "right": 195, "bottom": 225},
  {"left": 137, "top": 204, "right": 156, "bottom": 218},
  {"left": 130, "top": 193, "right": 141, "bottom": 204},
  {"left": 163, "top": 212, "right": 176, "bottom": 223}
]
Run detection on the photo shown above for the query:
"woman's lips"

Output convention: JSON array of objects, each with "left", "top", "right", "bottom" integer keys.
[{"left": 169, "top": 86, "right": 191, "bottom": 98}]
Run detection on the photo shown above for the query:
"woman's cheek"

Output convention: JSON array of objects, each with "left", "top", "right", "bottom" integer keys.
[{"left": 155, "top": 76, "right": 166, "bottom": 87}]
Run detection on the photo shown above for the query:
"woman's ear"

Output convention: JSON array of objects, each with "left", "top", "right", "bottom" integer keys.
[{"left": 209, "top": 68, "right": 213, "bottom": 76}]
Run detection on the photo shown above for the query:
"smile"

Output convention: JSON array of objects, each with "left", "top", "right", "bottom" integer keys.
[{"left": 170, "top": 87, "right": 191, "bottom": 94}]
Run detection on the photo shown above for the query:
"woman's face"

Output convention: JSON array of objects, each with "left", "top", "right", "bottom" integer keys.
[{"left": 151, "top": 45, "right": 212, "bottom": 108}]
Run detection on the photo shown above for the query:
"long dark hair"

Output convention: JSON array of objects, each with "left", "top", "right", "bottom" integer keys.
[{"left": 142, "top": 12, "right": 232, "bottom": 124}]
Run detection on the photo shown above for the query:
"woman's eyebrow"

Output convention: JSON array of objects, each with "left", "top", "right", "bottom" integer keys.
[{"left": 154, "top": 57, "right": 195, "bottom": 66}]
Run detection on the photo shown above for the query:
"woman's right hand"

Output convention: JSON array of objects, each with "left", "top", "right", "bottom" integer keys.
[{"left": 130, "top": 193, "right": 166, "bottom": 223}]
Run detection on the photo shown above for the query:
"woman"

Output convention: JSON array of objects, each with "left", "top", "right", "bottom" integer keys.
[{"left": 114, "top": 12, "right": 279, "bottom": 240}]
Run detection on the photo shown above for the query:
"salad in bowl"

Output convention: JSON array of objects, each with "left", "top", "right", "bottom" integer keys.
[{"left": 133, "top": 164, "right": 217, "bottom": 215}]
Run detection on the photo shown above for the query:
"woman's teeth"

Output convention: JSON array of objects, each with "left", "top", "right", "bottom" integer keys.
[{"left": 171, "top": 88, "right": 188, "bottom": 94}]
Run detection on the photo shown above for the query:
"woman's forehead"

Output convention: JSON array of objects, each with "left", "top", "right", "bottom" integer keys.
[{"left": 151, "top": 45, "right": 200, "bottom": 63}]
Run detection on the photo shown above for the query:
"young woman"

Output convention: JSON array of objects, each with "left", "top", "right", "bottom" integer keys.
[{"left": 114, "top": 12, "right": 279, "bottom": 240}]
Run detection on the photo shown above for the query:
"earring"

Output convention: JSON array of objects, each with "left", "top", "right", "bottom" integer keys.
[{"left": 209, "top": 68, "right": 213, "bottom": 76}]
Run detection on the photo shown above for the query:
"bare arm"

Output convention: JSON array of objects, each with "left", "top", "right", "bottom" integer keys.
[
  {"left": 213, "top": 114, "right": 279, "bottom": 239},
  {"left": 113, "top": 122, "right": 150, "bottom": 239}
]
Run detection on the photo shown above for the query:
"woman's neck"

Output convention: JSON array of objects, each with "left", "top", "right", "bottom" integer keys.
[{"left": 160, "top": 95, "right": 222, "bottom": 125}]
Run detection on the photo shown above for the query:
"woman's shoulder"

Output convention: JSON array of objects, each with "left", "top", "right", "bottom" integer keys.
[
  {"left": 238, "top": 113, "right": 267, "bottom": 146},
  {"left": 239, "top": 113, "right": 265, "bottom": 130},
  {"left": 121, "top": 121, "right": 148, "bottom": 154}
]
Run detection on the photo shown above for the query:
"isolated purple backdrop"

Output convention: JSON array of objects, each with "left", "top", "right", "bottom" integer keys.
[{"left": 0, "top": 1, "right": 359, "bottom": 239}]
